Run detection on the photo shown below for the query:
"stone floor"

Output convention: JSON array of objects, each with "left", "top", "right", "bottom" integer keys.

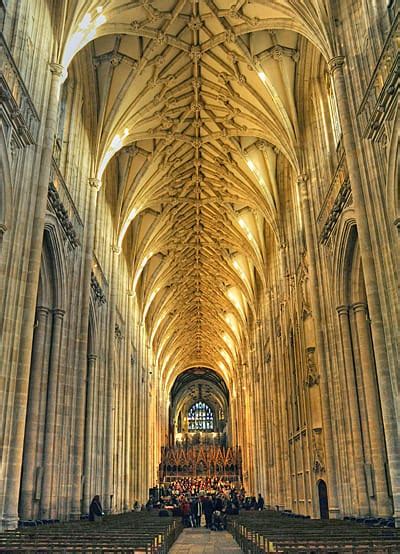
[{"left": 169, "top": 528, "right": 243, "bottom": 553}]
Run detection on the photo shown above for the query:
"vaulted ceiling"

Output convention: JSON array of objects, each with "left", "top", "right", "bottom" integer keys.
[{"left": 60, "top": 0, "right": 331, "bottom": 384}]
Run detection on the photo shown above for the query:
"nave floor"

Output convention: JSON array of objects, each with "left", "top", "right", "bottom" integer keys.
[{"left": 169, "top": 527, "right": 242, "bottom": 554}]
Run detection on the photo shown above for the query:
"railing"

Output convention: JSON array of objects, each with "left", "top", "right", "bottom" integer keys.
[
  {"left": 357, "top": 12, "right": 399, "bottom": 141},
  {"left": 0, "top": 32, "right": 39, "bottom": 144},
  {"left": 317, "top": 152, "right": 350, "bottom": 244},
  {"left": 48, "top": 159, "right": 83, "bottom": 247}
]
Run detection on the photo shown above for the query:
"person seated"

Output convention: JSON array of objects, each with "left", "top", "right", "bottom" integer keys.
[
  {"left": 89, "top": 495, "right": 104, "bottom": 522},
  {"left": 211, "top": 510, "right": 227, "bottom": 531},
  {"left": 158, "top": 503, "right": 170, "bottom": 517},
  {"left": 133, "top": 500, "right": 141, "bottom": 512}
]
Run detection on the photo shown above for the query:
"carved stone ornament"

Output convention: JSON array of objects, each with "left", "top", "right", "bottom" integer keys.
[
  {"left": 312, "top": 428, "right": 325, "bottom": 473},
  {"left": 305, "top": 347, "right": 320, "bottom": 387},
  {"left": 115, "top": 323, "right": 123, "bottom": 340},
  {"left": 90, "top": 272, "right": 107, "bottom": 306},
  {"left": 48, "top": 181, "right": 80, "bottom": 248}
]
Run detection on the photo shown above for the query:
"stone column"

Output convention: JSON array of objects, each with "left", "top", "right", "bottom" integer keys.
[
  {"left": 83, "top": 354, "right": 97, "bottom": 514},
  {"left": 40, "top": 308, "right": 65, "bottom": 519},
  {"left": 70, "top": 178, "right": 99, "bottom": 519},
  {"left": 1, "top": 62, "right": 64, "bottom": 531},
  {"left": 329, "top": 56, "right": 400, "bottom": 524},
  {"left": 337, "top": 305, "right": 370, "bottom": 515},
  {"left": 352, "top": 302, "right": 392, "bottom": 516},
  {"left": 297, "top": 174, "right": 340, "bottom": 517},
  {"left": 104, "top": 245, "right": 120, "bottom": 513},
  {"left": 19, "top": 306, "right": 50, "bottom": 519}
]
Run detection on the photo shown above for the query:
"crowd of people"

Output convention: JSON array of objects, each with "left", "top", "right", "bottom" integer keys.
[
  {"left": 146, "top": 477, "right": 264, "bottom": 530},
  {"left": 87, "top": 477, "right": 265, "bottom": 528}
]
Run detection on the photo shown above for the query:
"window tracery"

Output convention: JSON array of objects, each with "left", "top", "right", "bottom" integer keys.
[{"left": 187, "top": 401, "right": 214, "bottom": 432}]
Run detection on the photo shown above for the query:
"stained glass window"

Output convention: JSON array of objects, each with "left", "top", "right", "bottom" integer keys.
[{"left": 188, "top": 401, "right": 214, "bottom": 432}]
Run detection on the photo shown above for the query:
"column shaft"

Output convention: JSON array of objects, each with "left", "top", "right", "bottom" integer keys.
[
  {"left": 353, "top": 302, "right": 392, "bottom": 515},
  {"left": 83, "top": 354, "right": 97, "bottom": 513},
  {"left": 104, "top": 247, "right": 119, "bottom": 513},
  {"left": 298, "top": 175, "right": 340, "bottom": 516},
  {"left": 70, "top": 180, "right": 99, "bottom": 518},
  {"left": 40, "top": 309, "right": 65, "bottom": 519},
  {"left": 19, "top": 307, "right": 50, "bottom": 519},
  {"left": 337, "top": 306, "right": 370, "bottom": 515}
]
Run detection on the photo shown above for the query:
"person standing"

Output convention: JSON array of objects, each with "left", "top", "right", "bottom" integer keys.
[
  {"left": 202, "top": 495, "right": 214, "bottom": 529},
  {"left": 257, "top": 493, "right": 265, "bottom": 511},
  {"left": 89, "top": 495, "right": 104, "bottom": 522},
  {"left": 191, "top": 497, "right": 202, "bottom": 527}
]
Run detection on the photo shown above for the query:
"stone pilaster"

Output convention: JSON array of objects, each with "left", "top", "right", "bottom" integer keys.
[
  {"left": 337, "top": 305, "right": 370, "bottom": 515},
  {"left": 40, "top": 308, "right": 65, "bottom": 519},
  {"left": 297, "top": 173, "right": 340, "bottom": 518},
  {"left": 104, "top": 245, "right": 120, "bottom": 514},
  {"left": 70, "top": 177, "right": 100, "bottom": 519},
  {"left": 19, "top": 306, "right": 50, "bottom": 520}
]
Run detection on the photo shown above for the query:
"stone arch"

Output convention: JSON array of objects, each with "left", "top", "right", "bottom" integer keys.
[
  {"left": 332, "top": 211, "right": 393, "bottom": 518},
  {"left": 386, "top": 105, "right": 399, "bottom": 237},
  {"left": 331, "top": 208, "right": 358, "bottom": 306},
  {"left": 42, "top": 215, "right": 68, "bottom": 312},
  {"left": 0, "top": 122, "right": 12, "bottom": 237},
  {"left": 19, "top": 220, "right": 68, "bottom": 520}
]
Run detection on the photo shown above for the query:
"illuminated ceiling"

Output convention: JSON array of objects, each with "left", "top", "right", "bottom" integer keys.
[{"left": 61, "top": 1, "right": 331, "bottom": 383}]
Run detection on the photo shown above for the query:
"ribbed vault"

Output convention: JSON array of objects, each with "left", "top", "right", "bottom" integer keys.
[{"left": 60, "top": 0, "right": 331, "bottom": 383}]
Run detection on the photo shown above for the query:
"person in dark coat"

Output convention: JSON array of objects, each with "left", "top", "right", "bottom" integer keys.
[
  {"left": 191, "top": 497, "right": 202, "bottom": 527},
  {"left": 257, "top": 493, "right": 265, "bottom": 511},
  {"left": 202, "top": 496, "right": 214, "bottom": 529},
  {"left": 89, "top": 495, "right": 104, "bottom": 521}
]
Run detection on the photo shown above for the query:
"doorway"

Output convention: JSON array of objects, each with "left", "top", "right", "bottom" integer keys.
[{"left": 318, "top": 480, "right": 329, "bottom": 519}]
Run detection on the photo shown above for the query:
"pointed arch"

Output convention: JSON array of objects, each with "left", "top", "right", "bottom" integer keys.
[
  {"left": 43, "top": 213, "right": 69, "bottom": 311},
  {"left": 0, "top": 122, "right": 13, "bottom": 236}
]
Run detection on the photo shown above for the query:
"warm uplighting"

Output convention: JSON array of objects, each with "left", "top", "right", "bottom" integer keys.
[
  {"left": 132, "top": 251, "right": 153, "bottom": 292},
  {"left": 118, "top": 207, "right": 138, "bottom": 248},
  {"left": 63, "top": 7, "right": 107, "bottom": 69},
  {"left": 98, "top": 128, "right": 129, "bottom": 179},
  {"left": 238, "top": 218, "right": 253, "bottom": 241},
  {"left": 258, "top": 71, "right": 267, "bottom": 82}
]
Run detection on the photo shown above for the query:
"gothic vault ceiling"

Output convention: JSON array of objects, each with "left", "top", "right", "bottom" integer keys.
[{"left": 59, "top": 0, "right": 330, "bottom": 384}]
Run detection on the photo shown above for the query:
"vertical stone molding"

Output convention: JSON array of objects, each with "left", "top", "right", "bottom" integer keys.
[
  {"left": 40, "top": 308, "right": 65, "bottom": 519},
  {"left": 83, "top": 353, "right": 97, "bottom": 514},
  {"left": 70, "top": 178, "right": 100, "bottom": 519},
  {"left": 19, "top": 306, "right": 50, "bottom": 520},
  {"left": 297, "top": 173, "right": 340, "bottom": 517},
  {"left": 104, "top": 245, "right": 120, "bottom": 514},
  {"left": 352, "top": 302, "right": 392, "bottom": 516},
  {"left": 336, "top": 305, "right": 370, "bottom": 515}
]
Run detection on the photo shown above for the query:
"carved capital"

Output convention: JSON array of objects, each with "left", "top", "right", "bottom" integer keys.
[
  {"left": 88, "top": 177, "right": 101, "bottom": 190},
  {"left": 328, "top": 56, "right": 345, "bottom": 75},
  {"left": 36, "top": 306, "right": 50, "bottom": 317},
  {"left": 336, "top": 304, "right": 349, "bottom": 316},
  {"left": 52, "top": 308, "right": 66, "bottom": 318},
  {"left": 49, "top": 62, "right": 66, "bottom": 79},
  {"left": 87, "top": 353, "right": 98, "bottom": 362},
  {"left": 297, "top": 173, "right": 308, "bottom": 187},
  {"left": 352, "top": 301, "right": 368, "bottom": 314},
  {"left": 112, "top": 245, "right": 121, "bottom": 255}
]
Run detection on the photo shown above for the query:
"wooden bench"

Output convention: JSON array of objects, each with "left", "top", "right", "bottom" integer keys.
[
  {"left": 0, "top": 512, "right": 182, "bottom": 553},
  {"left": 228, "top": 510, "right": 400, "bottom": 553}
]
